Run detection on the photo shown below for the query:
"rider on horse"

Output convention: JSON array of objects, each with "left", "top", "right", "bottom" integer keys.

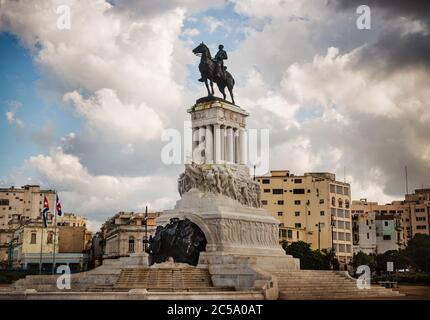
[{"left": 198, "top": 44, "right": 228, "bottom": 82}]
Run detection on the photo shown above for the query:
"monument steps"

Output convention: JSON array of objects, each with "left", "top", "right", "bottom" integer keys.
[
  {"left": 273, "top": 270, "right": 403, "bottom": 300},
  {"left": 113, "top": 267, "right": 234, "bottom": 292}
]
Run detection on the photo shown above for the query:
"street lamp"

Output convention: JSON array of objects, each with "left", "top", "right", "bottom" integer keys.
[{"left": 315, "top": 222, "right": 322, "bottom": 251}]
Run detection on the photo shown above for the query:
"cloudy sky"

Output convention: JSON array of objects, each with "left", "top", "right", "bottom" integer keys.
[{"left": 1, "top": 0, "right": 429, "bottom": 231}]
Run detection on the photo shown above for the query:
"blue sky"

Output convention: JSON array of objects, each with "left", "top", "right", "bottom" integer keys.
[{"left": 0, "top": 33, "right": 81, "bottom": 179}]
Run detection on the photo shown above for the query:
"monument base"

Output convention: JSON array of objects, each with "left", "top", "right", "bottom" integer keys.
[{"left": 158, "top": 188, "right": 299, "bottom": 295}]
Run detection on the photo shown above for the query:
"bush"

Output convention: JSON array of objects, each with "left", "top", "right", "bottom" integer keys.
[{"left": 283, "top": 241, "right": 335, "bottom": 270}]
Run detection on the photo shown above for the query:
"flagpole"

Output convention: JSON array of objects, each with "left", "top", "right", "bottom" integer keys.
[
  {"left": 52, "top": 193, "right": 58, "bottom": 275},
  {"left": 39, "top": 225, "right": 43, "bottom": 275}
]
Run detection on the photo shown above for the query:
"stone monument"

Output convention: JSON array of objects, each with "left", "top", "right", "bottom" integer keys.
[{"left": 157, "top": 92, "right": 299, "bottom": 292}]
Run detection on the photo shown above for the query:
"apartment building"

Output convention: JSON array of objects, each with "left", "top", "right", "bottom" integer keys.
[{"left": 256, "top": 170, "right": 353, "bottom": 267}]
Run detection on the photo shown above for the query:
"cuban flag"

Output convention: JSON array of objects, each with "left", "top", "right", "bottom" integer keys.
[
  {"left": 56, "top": 194, "right": 63, "bottom": 217},
  {"left": 42, "top": 196, "right": 49, "bottom": 227}
]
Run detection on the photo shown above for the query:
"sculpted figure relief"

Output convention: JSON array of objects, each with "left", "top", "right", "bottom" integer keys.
[{"left": 177, "top": 162, "right": 262, "bottom": 208}]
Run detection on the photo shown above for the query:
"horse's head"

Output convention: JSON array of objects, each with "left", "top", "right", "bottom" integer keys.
[{"left": 192, "top": 42, "right": 208, "bottom": 56}]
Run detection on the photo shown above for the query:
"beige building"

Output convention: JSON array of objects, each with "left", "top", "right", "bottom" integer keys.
[
  {"left": 256, "top": 170, "right": 353, "bottom": 267},
  {"left": 0, "top": 185, "right": 56, "bottom": 262},
  {"left": 101, "top": 211, "right": 158, "bottom": 260},
  {"left": 11, "top": 215, "right": 91, "bottom": 271}
]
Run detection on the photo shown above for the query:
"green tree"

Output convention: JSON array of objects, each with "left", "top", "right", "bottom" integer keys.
[
  {"left": 375, "top": 250, "right": 408, "bottom": 273},
  {"left": 284, "top": 241, "right": 333, "bottom": 270},
  {"left": 351, "top": 251, "right": 376, "bottom": 272},
  {"left": 403, "top": 234, "right": 430, "bottom": 273}
]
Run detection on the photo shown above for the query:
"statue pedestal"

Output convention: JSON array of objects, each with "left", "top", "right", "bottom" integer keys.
[{"left": 158, "top": 188, "right": 299, "bottom": 291}]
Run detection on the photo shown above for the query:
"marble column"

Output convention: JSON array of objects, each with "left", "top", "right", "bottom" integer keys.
[
  {"left": 214, "top": 124, "right": 221, "bottom": 164},
  {"left": 220, "top": 126, "right": 225, "bottom": 163},
  {"left": 192, "top": 127, "right": 198, "bottom": 162},
  {"left": 234, "top": 128, "right": 240, "bottom": 164},
  {"left": 239, "top": 128, "right": 247, "bottom": 165},
  {"left": 205, "top": 125, "right": 213, "bottom": 163},
  {"left": 198, "top": 126, "right": 206, "bottom": 163},
  {"left": 226, "top": 127, "right": 234, "bottom": 163}
]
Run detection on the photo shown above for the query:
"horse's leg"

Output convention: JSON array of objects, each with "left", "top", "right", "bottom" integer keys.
[
  {"left": 228, "top": 85, "right": 235, "bottom": 105},
  {"left": 220, "top": 85, "right": 226, "bottom": 100},
  {"left": 204, "top": 79, "right": 211, "bottom": 96},
  {"left": 210, "top": 79, "right": 214, "bottom": 96}
]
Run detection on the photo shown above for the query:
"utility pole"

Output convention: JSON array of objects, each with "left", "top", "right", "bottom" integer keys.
[
  {"left": 405, "top": 166, "right": 409, "bottom": 195},
  {"left": 39, "top": 225, "right": 44, "bottom": 275},
  {"left": 144, "top": 205, "right": 148, "bottom": 253},
  {"left": 52, "top": 204, "right": 58, "bottom": 275}
]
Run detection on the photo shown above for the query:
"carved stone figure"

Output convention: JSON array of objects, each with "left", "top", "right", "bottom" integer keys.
[
  {"left": 149, "top": 218, "right": 207, "bottom": 266},
  {"left": 178, "top": 163, "right": 262, "bottom": 208}
]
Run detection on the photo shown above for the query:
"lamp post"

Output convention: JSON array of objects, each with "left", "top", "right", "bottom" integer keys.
[
  {"left": 315, "top": 222, "right": 322, "bottom": 251},
  {"left": 144, "top": 205, "right": 148, "bottom": 253}
]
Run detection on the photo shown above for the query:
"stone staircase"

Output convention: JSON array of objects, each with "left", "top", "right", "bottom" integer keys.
[
  {"left": 274, "top": 270, "right": 404, "bottom": 300},
  {"left": 113, "top": 267, "right": 234, "bottom": 292}
]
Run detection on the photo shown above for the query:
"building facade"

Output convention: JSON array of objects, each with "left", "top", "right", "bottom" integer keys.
[
  {"left": 101, "top": 211, "right": 158, "bottom": 260},
  {"left": 256, "top": 170, "right": 353, "bottom": 267},
  {"left": 0, "top": 185, "right": 56, "bottom": 262},
  {"left": 11, "top": 215, "right": 91, "bottom": 271},
  {"left": 352, "top": 189, "right": 430, "bottom": 254},
  {"left": 351, "top": 201, "right": 405, "bottom": 254}
]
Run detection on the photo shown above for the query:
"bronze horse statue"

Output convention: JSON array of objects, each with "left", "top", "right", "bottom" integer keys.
[{"left": 192, "top": 42, "right": 235, "bottom": 105}]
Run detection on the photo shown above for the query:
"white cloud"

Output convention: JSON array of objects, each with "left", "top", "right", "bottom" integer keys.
[{"left": 26, "top": 149, "right": 177, "bottom": 225}]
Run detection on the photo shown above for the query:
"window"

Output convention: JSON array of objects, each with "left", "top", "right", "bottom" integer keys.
[
  {"left": 261, "top": 200, "right": 268, "bottom": 205},
  {"left": 295, "top": 223, "right": 301, "bottom": 228},
  {"left": 366, "top": 233, "right": 369, "bottom": 239},
  {"left": 338, "top": 232, "right": 345, "bottom": 240},
  {"left": 343, "top": 187, "right": 350, "bottom": 195},
  {"left": 330, "top": 184, "right": 335, "bottom": 193},
  {"left": 30, "top": 233, "right": 37, "bottom": 244},
  {"left": 128, "top": 237, "right": 135, "bottom": 253},
  {"left": 345, "top": 222, "right": 351, "bottom": 229},
  {"left": 295, "top": 211, "right": 300, "bottom": 217},
  {"left": 346, "top": 233, "right": 351, "bottom": 241},
  {"left": 0, "top": 199, "right": 9, "bottom": 206},
  {"left": 278, "top": 212, "right": 283, "bottom": 216},
  {"left": 417, "top": 225, "right": 427, "bottom": 230},
  {"left": 293, "top": 189, "right": 305, "bottom": 194},
  {"left": 384, "top": 221, "right": 389, "bottom": 227},
  {"left": 287, "top": 230, "right": 293, "bottom": 238},
  {"left": 338, "top": 244, "right": 346, "bottom": 252},
  {"left": 344, "top": 210, "right": 350, "bottom": 218},
  {"left": 47, "top": 232, "right": 53, "bottom": 244},
  {"left": 331, "top": 197, "right": 336, "bottom": 206},
  {"left": 416, "top": 217, "right": 426, "bottom": 221},
  {"left": 277, "top": 200, "right": 284, "bottom": 205},
  {"left": 383, "top": 235, "right": 391, "bottom": 241},
  {"left": 294, "top": 179, "right": 302, "bottom": 184},
  {"left": 345, "top": 200, "right": 350, "bottom": 209},
  {"left": 319, "top": 199, "right": 324, "bottom": 204},
  {"left": 294, "top": 200, "right": 301, "bottom": 205},
  {"left": 333, "top": 232, "right": 337, "bottom": 240},
  {"left": 336, "top": 185, "right": 343, "bottom": 194},
  {"left": 262, "top": 179, "right": 270, "bottom": 184},
  {"left": 338, "top": 198, "right": 343, "bottom": 208},
  {"left": 346, "top": 245, "right": 352, "bottom": 253},
  {"left": 320, "top": 211, "right": 325, "bottom": 216},
  {"left": 264, "top": 189, "right": 270, "bottom": 193},
  {"left": 272, "top": 189, "right": 283, "bottom": 194},
  {"left": 337, "top": 221, "right": 345, "bottom": 229},
  {"left": 337, "top": 209, "right": 344, "bottom": 218}
]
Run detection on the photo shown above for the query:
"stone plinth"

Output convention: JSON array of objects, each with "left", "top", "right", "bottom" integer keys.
[{"left": 158, "top": 188, "right": 299, "bottom": 291}]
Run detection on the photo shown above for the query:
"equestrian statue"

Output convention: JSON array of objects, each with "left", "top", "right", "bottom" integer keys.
[{"left": 192, "top": 42, "right": 236, "bottom": 105}]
